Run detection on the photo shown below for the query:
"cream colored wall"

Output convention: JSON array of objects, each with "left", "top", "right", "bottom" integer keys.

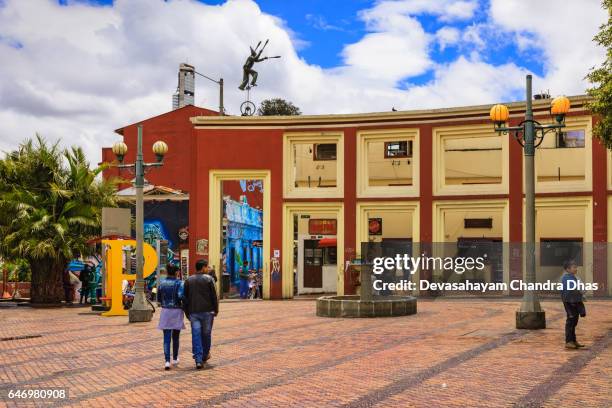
[
  {"left": 536, "top": 208, "right": 585, "bottom": 238},
  {"left": 357, "top": 129, "right": 420, "bottom": 198},
  {"left": 530, "top": 200, "right": 592, "bottom": 285},
  {"left": 367, "top": 141, "right": 413, "bottom": 186},
  {"left": 532, "top": 116, "right": 592, "bottom": 192},
  {"left": 443, "top": 210, "right": 504, "bottom": 242},
  {"left": 366, "top": 210, "right": 413, "bottom": 243},
  {"left": 294, "top": 143, "right": 337, "bottom": 187},
  {"left": 433, "top": 125, "right": 509, "bottom": 196},
  {"left": 536, "top": 132, "right": 585, "bottom": 181},
  {"left": 432, "top": 200, "right": 510, "bottom": 291},
  {"left": 435, "top": 209, "right": 504, "bottom": 285},
  {"left": 444, "top": 136, "right": 502, "bottom": 185},
  {"left": 536, "top": 207, "right": 585, "bottom": 283},
  {"left": 284, "top": 132, "right": 344, "bottom": 199}
]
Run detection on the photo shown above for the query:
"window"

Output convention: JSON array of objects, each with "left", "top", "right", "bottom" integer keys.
[
  {"left": 443, "top": 135, "right": 502, "bottom": 185},
  {"left": 293, "top": 143, "right": 337, "bottom": 188},
  {"left": 314, "top": 144, "right": 337, "bottom": 161},
  {"left": 537, "top": 128, "right": 587, "bottom": 182},
  {"left": 556, "top": 130, "right": 585, "bottom": 148},
  {"left": 384, "top": 141, "right": 412, "bottom": 158},
  {"left": 540, "top": 239, "right": 583, "bottom": 266},
  {"left": 358, "top": 130, "right": 419, "bottom": 197},
  {"left": 367, "top": 140, "right": 414, "bottom": 187},
  {"left": 284, "top": 132, "right": 343, "bottom": 198},
  {"left": 323, "top": 246, "right": 337, "bottom": 265}
]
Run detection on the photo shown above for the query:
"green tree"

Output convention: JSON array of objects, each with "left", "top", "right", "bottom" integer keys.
[
  {"left": 0, "top": 136, "right": 118, "bottom": 303},
  {"left": 586, "top": 0, "right": 612, "bottom": 147},
  {"left": 257, "top": 98, "right": 302, "bottom": 116}
]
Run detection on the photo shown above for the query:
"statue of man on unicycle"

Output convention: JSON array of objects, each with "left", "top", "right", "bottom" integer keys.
[{"left": 238, "top": 39, "right": 280, "bottom": 90}]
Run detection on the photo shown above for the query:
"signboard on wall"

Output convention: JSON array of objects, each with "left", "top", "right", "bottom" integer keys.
[
  {"left": 180, "top": 249, "right": 189, "bottom": 279},
  {"left": 368, "top": 218, "right": 383, "bottom": 235},
  {"left": 102, "top": 207, "right": 131, "bottom": 237},
  {"left": 309, "top": 219, "right": 337, "bottom": 235},
  {"left": 196, "top": 239, "right": 208, "bottom": 256}
]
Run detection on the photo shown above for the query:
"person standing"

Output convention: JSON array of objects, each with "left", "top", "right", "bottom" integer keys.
[
  {"left": 208, "top": 265, "right": 218, "bottom": 283},
  {"left": 68, "top": 270, "right": 80, "bottom": 304},
  {"left": 63, "top": 269, "right": 74, "bottom": 305},
  {"left": 256, "top": 268, "right": 263, "bottom": 299},
  {"left": 79, "top": 264, "right": 92, "bottom": 304},
  {"left": 239, "top": 261, "right": 250, "bottom": 299},
  {"left": 184, "top": 259, "right": 218, "bottom": 369},
  {"left": 158, "top": 264, "right": 185, "bottom": 370},
  {"left": 560, "top": 260, "right": 586, "bottom": 349}
]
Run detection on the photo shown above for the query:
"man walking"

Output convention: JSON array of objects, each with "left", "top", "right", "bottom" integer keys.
[
  {"left": 184, "top": 259, "right": 219, "bottom": 369},
  {"left": 560, "top": 259, "right": 586, "bottom": 349}
]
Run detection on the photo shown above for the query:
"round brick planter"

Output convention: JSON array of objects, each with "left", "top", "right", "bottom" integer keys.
[{"left": 316, "top": 295, "right": 417, "bottom": 318}]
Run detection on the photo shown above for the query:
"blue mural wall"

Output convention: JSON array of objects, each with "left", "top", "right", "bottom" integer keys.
[
  {"left": 224, "top": 199, "right": 263, "bottom": 287},
  {"left": 130, "top": 200, "right": 189, "bottom": 253}
]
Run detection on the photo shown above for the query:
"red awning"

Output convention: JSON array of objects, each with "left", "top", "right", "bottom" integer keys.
[{"left": 318, "top": 238, "right": 337, "bottom": 247}]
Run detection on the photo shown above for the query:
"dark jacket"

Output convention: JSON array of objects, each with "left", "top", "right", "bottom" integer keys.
[
  {"left": 560, "top": 272, "right": 583, "bottom": 303},
  {"left": 184, "top": 273, "right": 218, "bottom": 316},
  {"left": 80, "top": 266, "right": 91, "bottom": 284},
  {"left": 159, "top": 277, "right": 184, "bottom": 309}
]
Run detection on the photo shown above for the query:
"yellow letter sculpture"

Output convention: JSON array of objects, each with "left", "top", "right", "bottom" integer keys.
[{"left": 101, "top": 239, "right": 158, "bottom": 317}]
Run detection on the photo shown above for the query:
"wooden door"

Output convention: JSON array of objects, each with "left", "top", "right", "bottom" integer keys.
[{"left": 303, "top": 240, "right": 323, "bottom": 288}]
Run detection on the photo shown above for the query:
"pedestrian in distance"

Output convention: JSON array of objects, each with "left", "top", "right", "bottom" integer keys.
[
  {"left": 68, "top": 269, "right": 80, "bottom": 304},
  {"left": 79, "top": 263, "right": 92, "bottom": 304},
  {"left": 158, "top": 264, "right": 185, "bottom": 370},
  {"left": 208, "top": 265, "right": 218, "bottom": 283},
  {"left": 62, "top": 269, "right": 74, "bottom": 305},
  {"left": 239, "top": 260, "right": 250, "bottom": 299},
  {"left": 184, "top": 259, "right": 219, "bottom": 369},
  {"left": 560, "top": 259, "right": 587, "bottom": 349},
  {"left": 256, "top": 268, "right": 263, "bottom": 299}
]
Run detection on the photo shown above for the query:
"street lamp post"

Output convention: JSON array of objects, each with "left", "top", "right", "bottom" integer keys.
[
  {"left": 194, "top": 71, "right": 225, "bottom": 115},
  {"left": 112, "top": 125, "right": 168, "bottom": 323},
  {"left": 490, "top": 74, "right": 570, "bottom": 329}
]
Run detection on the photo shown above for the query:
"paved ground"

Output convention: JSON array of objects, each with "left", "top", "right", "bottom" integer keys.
[{"left": 0, "top": 299, "right": 610, "bottom": 407}]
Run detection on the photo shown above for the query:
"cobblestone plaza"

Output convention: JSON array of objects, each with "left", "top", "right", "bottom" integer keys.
[{"left": 1, "top": 299, "right": 610, "bottom": 407}]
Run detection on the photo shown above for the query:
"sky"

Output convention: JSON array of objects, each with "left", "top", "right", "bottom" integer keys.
[{"left": 0, "top": 0, "right": 607, "bottom": 164}]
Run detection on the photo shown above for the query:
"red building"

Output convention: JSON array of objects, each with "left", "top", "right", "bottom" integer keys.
[{"left": 104, "top": 97, "right": 611, "bottom": 300}]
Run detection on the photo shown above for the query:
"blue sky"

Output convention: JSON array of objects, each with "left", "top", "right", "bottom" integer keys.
[
  {"left": 59, "top": 0, "right": 546, "bottom": 87},
  {"left": 0, "top": 0, "right": 606, "bottom": 162}
]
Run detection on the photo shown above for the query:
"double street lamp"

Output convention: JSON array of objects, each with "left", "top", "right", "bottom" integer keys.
[
  {"left": 490, "top": 74, "right": 570, "bottom": 329},
  {"left": 112, "top": 125, "right": 168, "bottom": 323}
]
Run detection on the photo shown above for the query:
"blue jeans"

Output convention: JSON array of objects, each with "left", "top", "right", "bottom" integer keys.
[
  {"left": 239, "top": 278, "right": 249, "bottom": 299},
  {"left": 189, "top": 312, "right": 214, "bottom": 364},
  {"left": 163, "top": 329, "right": 181, "bottom": 362}
]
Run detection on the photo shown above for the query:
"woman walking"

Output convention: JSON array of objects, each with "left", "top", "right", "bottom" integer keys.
[{"left": 158, "top": 264, "right": 185, "bottom": 370}]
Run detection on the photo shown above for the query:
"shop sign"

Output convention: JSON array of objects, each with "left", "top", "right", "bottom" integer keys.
[
  {"left": 308, "top": 219, "right": 337, "bottom": 235},
  {"left": 368, "top": 218, "right": 383, "bottom": 235}
]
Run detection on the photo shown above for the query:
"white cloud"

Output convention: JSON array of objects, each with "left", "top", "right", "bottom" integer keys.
[
  {"left": 359, "top": 0, "right": 479, "bottom": 24},
  {"left": 0, "top": 0, "right": 606, "bottom": 166},
  {"left": 489, "top": 0, "right": 606, "bottom": 96},
  {"left": 340, "top": 11, "right": 432, "bottom": 83},
  {"left": 436, "top": 26, "right": 461, "bottom": 51}
]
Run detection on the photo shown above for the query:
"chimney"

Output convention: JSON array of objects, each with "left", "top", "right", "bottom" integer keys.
[{"left": 172, "top": 63, "right": 195, "bottom": 109}]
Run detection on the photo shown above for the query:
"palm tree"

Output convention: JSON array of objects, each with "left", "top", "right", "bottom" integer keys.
[{"left": 0, "top": 136, "right": 118, "bottom": 303}]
